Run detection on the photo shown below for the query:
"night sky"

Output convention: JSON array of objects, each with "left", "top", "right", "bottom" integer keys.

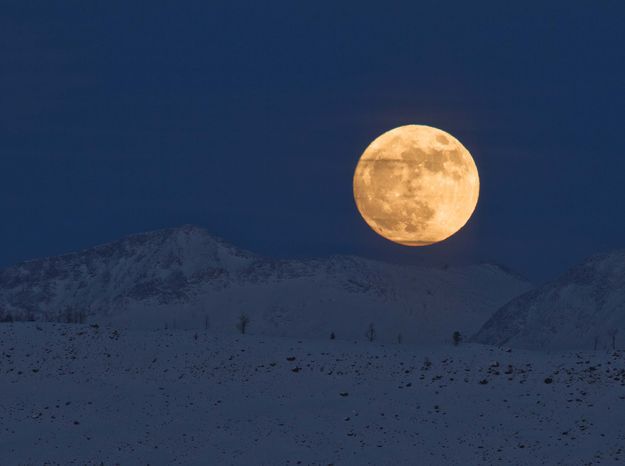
[{"left": 2, "top": 1, "right": 625, "bottom": 281}]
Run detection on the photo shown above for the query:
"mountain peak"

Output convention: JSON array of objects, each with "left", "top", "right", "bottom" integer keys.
[
  {"left": 472, "top": 249, "right": 625, "bottom": 350},
  {"left": 0, "top": 226, "right": 530, "bottom": 343}
]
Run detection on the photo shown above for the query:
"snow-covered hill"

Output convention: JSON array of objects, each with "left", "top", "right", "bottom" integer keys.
[
  {"left": 473, "top": 250, "right": 625, "bottom": 350},
  {"left": 2, "top": 323, "right": 624, "bottom": 465},
  {"left": 0, "top": 225, "right": 530, "bottom": 345}
]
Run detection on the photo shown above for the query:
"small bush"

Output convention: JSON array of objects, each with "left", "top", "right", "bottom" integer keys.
[{"left": 236, "top": 313, "right": 250, "bottom": 334}]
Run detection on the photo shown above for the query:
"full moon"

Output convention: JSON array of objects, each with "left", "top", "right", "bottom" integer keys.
[{"left": 353, "top": 125, "right": 479, "bottom": 246}]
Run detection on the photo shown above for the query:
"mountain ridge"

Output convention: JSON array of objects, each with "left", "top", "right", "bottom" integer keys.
[
  {"left": 472, "top": 249, "right": 625, "bottom": 349},
  {"left": 0, "top": 225, "right": 531, "bottom": 344}
]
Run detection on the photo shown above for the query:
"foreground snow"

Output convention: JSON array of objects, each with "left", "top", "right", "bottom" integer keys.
[{"left": 1, "top": 324, "right": 624, "bottom": 465}]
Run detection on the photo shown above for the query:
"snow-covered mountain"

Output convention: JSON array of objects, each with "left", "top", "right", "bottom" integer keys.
[
  {"left": 0, "top": 225, "right": 530, "bottom": 344},
  {"left": 473, "top": 250, "right": 625, "bottom": 350}
]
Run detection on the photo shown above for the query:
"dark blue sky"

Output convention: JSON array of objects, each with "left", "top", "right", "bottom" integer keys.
[{"left": 2, "top": 1, "right": 625, "bottom": 281}]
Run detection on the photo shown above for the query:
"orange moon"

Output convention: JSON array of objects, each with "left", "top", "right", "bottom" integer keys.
[{"left": 353, "top": 125, "right": 479, "bottom": 246}]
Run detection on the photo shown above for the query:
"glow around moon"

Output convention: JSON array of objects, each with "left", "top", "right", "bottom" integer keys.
[{"left": 353, "top": 125, "right": 479, "bottom": 246}]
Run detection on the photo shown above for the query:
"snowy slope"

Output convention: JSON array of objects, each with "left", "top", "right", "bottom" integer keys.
[
  {"left": 1, "top": 323, "right": 625, "bottom": 465},
  {"left": 0, "top": 226, "right": 530, "bottom": 345},
  {"left": 473, "top": 250, "right": 625, "bottom": 350}
]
